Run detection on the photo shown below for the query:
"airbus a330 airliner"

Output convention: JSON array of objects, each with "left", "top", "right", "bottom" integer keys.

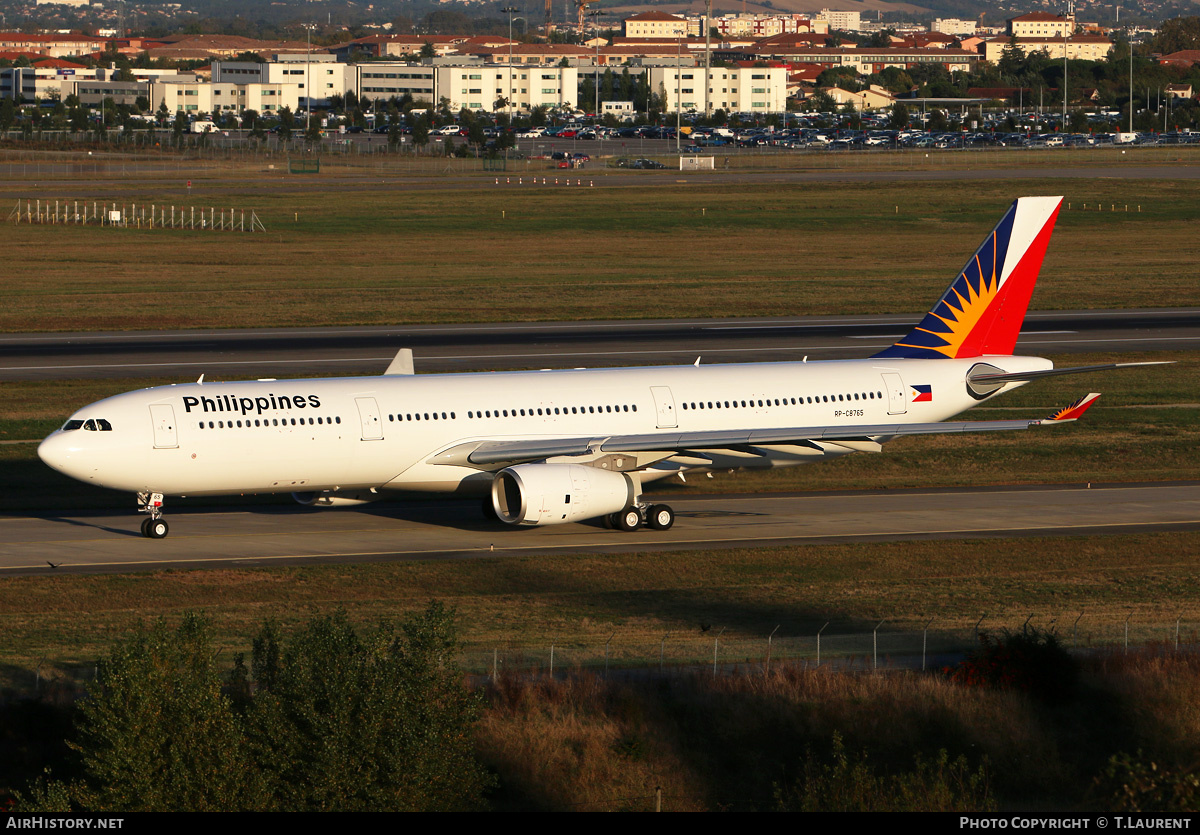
[{"left": 39, "top": 196, "right": 1161, "bottom": 539}]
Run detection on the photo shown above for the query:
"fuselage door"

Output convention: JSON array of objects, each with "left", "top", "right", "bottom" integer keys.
[
  {"left": 881, "top": 372, "right": 907, "bottom": 415},
  {"left": 355, "top": 397, "right": 384, "bottom": 441},
  {"left": 650, "top": 386, "right": 678, "bottom": 429},
  {"left": 149, "top": 404, "right": 178, "bottom": 449}
]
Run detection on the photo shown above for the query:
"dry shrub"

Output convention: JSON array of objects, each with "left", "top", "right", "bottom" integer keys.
[
  {"left": 693, "top": 666, "right": 1068, "bottom": 801},
  {"left": 1089, "top": 650, "right": 1200, "bottom": 760},
  {"left": 476, "top": 673, "right": 705, "bottom": 812}
]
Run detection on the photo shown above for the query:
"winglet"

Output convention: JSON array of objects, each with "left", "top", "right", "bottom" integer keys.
[{"left": 1047, "top": 392, "right": 1101, "bottom": 422}]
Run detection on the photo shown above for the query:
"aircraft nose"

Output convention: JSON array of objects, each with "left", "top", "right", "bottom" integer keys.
[{"left": 38, "top": 431, "right": 81, "bottom": 477}]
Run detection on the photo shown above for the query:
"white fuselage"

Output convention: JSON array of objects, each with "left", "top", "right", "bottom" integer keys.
[{"left": 37, "top": 355, "right": 1050, "bottom": 498}]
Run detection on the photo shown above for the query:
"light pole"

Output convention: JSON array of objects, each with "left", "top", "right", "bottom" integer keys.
[
  {"left": 588, "top": 9, "right": 603, "bottom": 121},
  {"left": 502, "top": 6, "right": 518, "bottom": 118},
  {"left": 1061, "top": 26, "right": 1067, "bottom": 132},
  {"left": 675, "top": 27, "right": 683, "bottom": 152},
  {"left": 302, "top": 22, "right": 316, "bottom": 135},
  {"left": 1129, "top": 34, "right": 1134, "bottom": 134}
]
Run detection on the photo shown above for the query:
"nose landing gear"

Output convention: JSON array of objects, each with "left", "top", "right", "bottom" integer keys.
[{"left": 137, "top": 492, "right": 169, "bottom": 539}]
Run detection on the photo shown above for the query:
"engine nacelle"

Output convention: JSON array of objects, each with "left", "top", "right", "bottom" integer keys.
[
  {"left": 492, "top": 464, "right": 634, "bottom": 526},
  {"left": 292, "top": 490, "right": 380, "bottom": 507}
]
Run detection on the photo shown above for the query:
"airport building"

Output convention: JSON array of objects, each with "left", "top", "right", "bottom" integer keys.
[
  {"left": 982, "top": 35, "right": 1112, "bottom": 64},
  {"left": 648, "top": 65, "right": 786, "bottom": 113},
  {"left": 211, "top": 55, "right": 353, "bottom": 108},
  {"left": 622, "top": 12, "right": 699, "bottom": 39},
  {"left": 435, "top": 65, "right": 577, "bottom": 113},
  {"left": 146, "top": 80, "right": 300, "bottom": 115}
]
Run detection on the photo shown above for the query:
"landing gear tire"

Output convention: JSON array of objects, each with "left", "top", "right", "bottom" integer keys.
[
  {"left": 647, "top": 504, "right": 675, "bottom": 531},
  {"left": 140, "top": 517, "right": 152, "bottom": 537},
  {"left": 615, "top": 507, "right": 642, "bottom": 532},
  {"left": 144, "top": 518, "right": 169, "bottom": 539}
]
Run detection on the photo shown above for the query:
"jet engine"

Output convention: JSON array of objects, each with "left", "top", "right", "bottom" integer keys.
[{"left": 491, "top": 464, "right": 635, "bottom": 526}]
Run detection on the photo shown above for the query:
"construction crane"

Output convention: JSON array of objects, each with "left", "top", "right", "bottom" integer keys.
[{"left": 576, "top": 0, "right": 593, "bottom": 34}]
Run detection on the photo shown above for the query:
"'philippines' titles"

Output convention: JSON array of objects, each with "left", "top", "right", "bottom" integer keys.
[{"left": 182, "top": 393, "right": 322, "bottom": 416}]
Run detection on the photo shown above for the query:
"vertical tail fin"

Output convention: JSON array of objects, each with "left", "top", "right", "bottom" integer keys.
[{"left": 874, "top": 196, "right": 1063, "bottom": 360}]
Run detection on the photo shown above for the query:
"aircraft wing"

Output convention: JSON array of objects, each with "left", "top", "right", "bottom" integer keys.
[{"left": 429, "top": 394, "right": 1102, "bottom": 471}]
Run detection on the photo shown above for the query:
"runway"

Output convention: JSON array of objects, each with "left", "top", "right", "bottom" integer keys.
[
  {"left": 1, "top": 308, "right": 1196, "bottom": 381},
  {"left": 3, "top": 482, "right": 1197, "bottom": 576}
]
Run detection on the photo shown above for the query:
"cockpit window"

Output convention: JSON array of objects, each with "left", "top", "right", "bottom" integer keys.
[{"left": 64, "top": 418, "right": 112, "bottom": 431}]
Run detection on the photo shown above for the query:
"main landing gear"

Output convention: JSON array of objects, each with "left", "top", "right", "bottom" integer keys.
[
  {"left": 137, "top": 492, "right": 169, "bottom": 539},
  {"left": 608, "top": 503, "right": 675, "bottom": 532}
]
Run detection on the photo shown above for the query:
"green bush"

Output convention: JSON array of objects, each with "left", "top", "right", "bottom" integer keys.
[
  {"left": 1098, "top": 751, "right": 1200, "bottom": 813},
  {"left": 16, "top": 605, "right": 493, "bottom": 812},
  {"left": 773, "top": 732, "right": 996, "bottom": 812}
]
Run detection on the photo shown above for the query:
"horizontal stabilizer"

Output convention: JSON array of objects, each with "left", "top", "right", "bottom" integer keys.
[{"left": 967, "top": 361, "right": 1172, "bottom": 385}]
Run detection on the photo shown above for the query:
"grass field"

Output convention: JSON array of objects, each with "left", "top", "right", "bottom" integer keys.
[
  {"left": 3, "top": 529, "right": 1200, "bottom": 694},
  {"left": 4, "top": 170, "right": 1199, "bottom": 331}
]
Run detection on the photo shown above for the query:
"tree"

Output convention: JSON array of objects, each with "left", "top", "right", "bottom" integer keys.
[
  {"left": 420, "top": 41, "right": 436, "bottom": 60},
  {"left": 808, "top": 91, "right": 837, "bottom": 113},
  {"left": 19, "top": 606, "right": 492, "bottom": 813},
  {"left": 65, "top": 94, "right": 87, "bottom": 132},
  {"left": 0, "top": 98, "right": 15, "bottom": 133},
  {"left": 998, "top": 37, "right": 1026, "bottom": 78},
  {"left": 1146, "top": 16, "right": 1200, "bottom": 55},
  {"left": 816, "top": 66, "right": 859, "bottom": 92},
  {"left": 305, "top": 119, "right": 322, "bottom": 143},
  {"left": 58, "top": 614, "right": 265, "bottom": 811},
  {"left": 411, "top": 113, "right": 430, "bottom": 149},
  {"left": 277, "top": 106, "right": 294, "bottom": 141},
  {"left": 887, "top": 102, "right": 910, "bottom": 129},
  {"left": 172, "top": 110, "right": 187, "bottom": 144},
  {"left": 244, "top": 605, "right": 491, "bottom": 811}
]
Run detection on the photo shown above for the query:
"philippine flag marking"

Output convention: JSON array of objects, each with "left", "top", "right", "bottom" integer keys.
[{"left": 912, "top": 385, "right": 933, "bottom": 402}]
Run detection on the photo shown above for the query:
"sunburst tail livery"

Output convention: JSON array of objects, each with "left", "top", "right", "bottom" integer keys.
[{"left": 873, "top": 196, "right": 1063, "bottom": 360}]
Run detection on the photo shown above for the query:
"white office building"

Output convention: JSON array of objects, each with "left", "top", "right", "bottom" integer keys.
[
  {"left": 148, "top": 80, "right": 300, "bottom": 115},
  {"left": 932, "top": 18, "right": 977, "bottom": 36},
  {"left": 435, "top": 65, "right": 577, "bottom": 113},
  {"left": 353, "top": 63, "right": 435, "bottom": 104},
  {"left": 211, "top": 56, "right": 352, "bottom": 107},
  {"left": 817, "top": 9, "right": 863, "bottom": 32},
  {"left": 648, "top": 65, "right": 786, "bottom": 113}
]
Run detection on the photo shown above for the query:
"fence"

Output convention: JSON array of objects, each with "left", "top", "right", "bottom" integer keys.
[
  {"left": 460, "top": 613, "right": 1200, "bottom": 682},
  {"left": 13, "top": 610, "right": 1193, "bottom": 702},
  {"left": 9, "top": 199, "right": 266, "bottom": 232}
]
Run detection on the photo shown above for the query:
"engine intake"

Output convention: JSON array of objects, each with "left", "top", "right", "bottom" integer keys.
[{"left": 492, "top": 464, "right": 635, "bottom": 526}]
